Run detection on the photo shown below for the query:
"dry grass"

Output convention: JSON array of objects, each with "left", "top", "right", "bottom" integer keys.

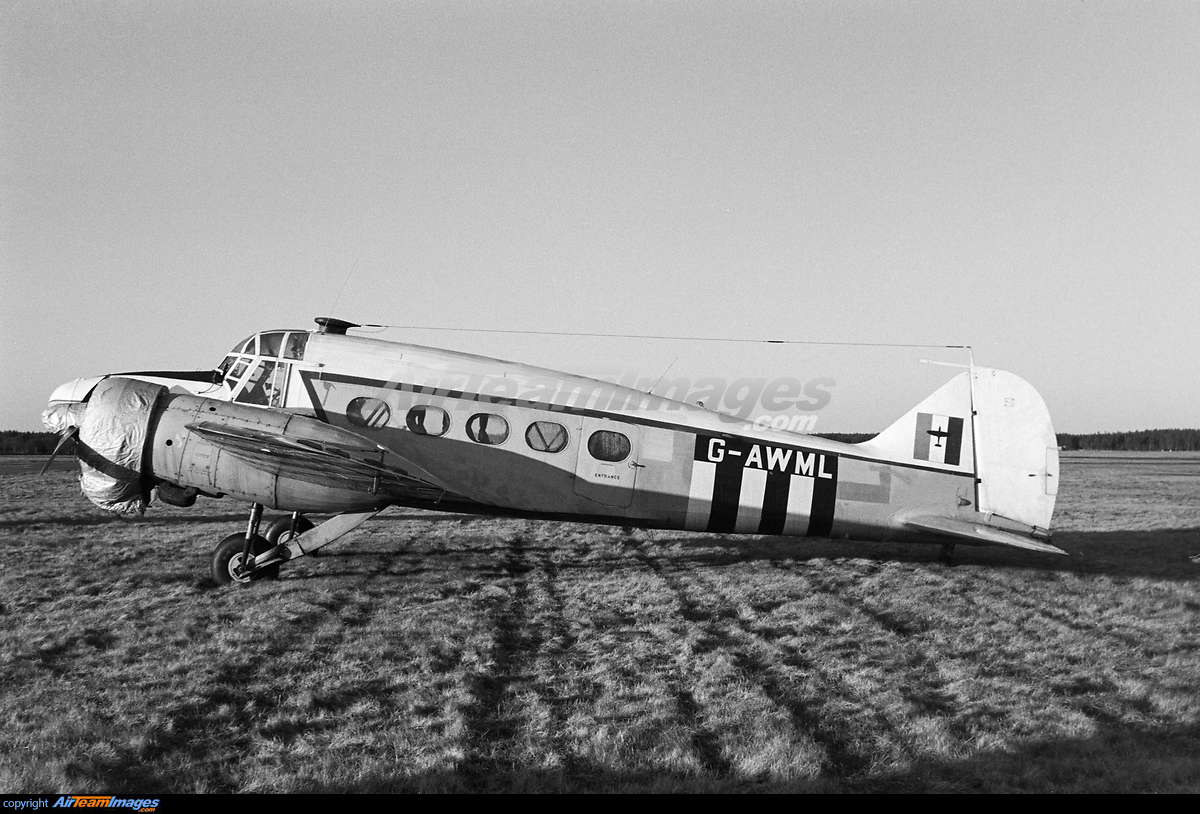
[{"left": 1, "top": 453, "right": 1197, "bottom": 792}]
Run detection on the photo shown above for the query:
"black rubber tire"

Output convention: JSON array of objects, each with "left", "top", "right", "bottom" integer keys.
[
  {"left": 211, "top": 533, "right": 280, "bottom": 585},
  {"left": 156, "top": 483, "right": 198, "bottom": 508},
  {"left": 264, "top": 515, "right": 319, "bottom": 556},
  {"left": 264, "top": 515, "right": 315, "bottom": 544}
]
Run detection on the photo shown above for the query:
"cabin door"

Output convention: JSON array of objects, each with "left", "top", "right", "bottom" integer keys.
[{"left": 574, "top": 418, "right": 641, "bottom": 508}]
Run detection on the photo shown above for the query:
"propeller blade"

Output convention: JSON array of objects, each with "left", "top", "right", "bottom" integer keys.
[{"left": 40, "top": 426, "right": 79, "bottom": 475}]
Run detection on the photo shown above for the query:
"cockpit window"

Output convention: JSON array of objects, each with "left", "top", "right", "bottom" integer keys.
[
  {"left": 233, "top": 336, "right": 256, "bottom": 355},
  {"left": 234, "top": 360, "right": 281, "bottom": 406},
  {"left": 229, "top": 332, "right": 308, "bottom": 361},
  {"left": 227, "top": 359, "right": 249, "bottom": 384},
  {"left": 283, "top": 332, "right": 308, "bottom": 360},
  {"left": 259, "top": 332, "right": 284, "bottom": 358}
]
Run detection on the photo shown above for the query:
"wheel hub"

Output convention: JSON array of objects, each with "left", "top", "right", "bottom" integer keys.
[{"left": 228, "top": 552, "right": 254, "bottom": 583}]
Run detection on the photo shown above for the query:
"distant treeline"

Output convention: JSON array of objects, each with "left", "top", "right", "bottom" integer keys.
[
  {"left": 815, "top": 430, "right": 1200, "bottom": 452},
  {"left": 1056, "top": 429, "right": 1200, "bottom": 452},
  {"left": 4, "top": 429, "right": 1198, "bottom": 454},
  {"left": 0, "top": 431, "right": 71, "bottom": 455}
]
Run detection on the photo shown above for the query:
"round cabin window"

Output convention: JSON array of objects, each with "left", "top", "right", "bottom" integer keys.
[
  {"left": 406, "top": 405, "right": 451, "bottom": 437},
  {"left": 347, "top": 397, "right": 392, "bottom": 429},
  {"left": 466, "top": 413, "right": 510, "bottom": 445},
  {"left": 525, "top": 421, "right": 569, "bottom": 453}
]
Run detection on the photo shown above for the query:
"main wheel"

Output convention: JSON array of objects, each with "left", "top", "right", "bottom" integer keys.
[
  {"left": 264, "top": 515, "right": 319, "bottom": 556},
  {"left": 264, "top": 515, "right": 315, "bottom": 545},
  {"left": 211, "top": 533, "right": 280, "bottom": 585}
]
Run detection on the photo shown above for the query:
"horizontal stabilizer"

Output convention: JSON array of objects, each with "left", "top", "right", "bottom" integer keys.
[{"left": 903, "top": 514, "right": 1066, "bottom": 555}]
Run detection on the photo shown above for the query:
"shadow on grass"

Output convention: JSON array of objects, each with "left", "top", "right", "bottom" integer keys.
[
  {"left": 0, "top": 512, "right": 249, "bottom": 529},
  {"left": 663, "top": 527, "right": 1200, "bottom": 582},
  {"left": 0, "top": 510, "right": 483, "bottom": 530},
  {"left": 52, "top": 659, "right": 398, "bottom": 794},
  {"left": 83, "top": 720, "right": 1188, "bottom": 793},
  {"left": 11, "top": 508, "right": 1199, "bottom": 585},
  {"left": 230, "top": 524, "right": 1200, "bottom": 585}
]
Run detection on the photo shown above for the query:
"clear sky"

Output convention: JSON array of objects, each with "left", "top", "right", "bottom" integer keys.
[{"left": 3, "top": 1, "right": 1198, "bottom": 433}]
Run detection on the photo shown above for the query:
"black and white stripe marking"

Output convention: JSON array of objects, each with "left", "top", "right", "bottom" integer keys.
[{"left": 685, "top": 435, "right": 837, "bottom": 537}]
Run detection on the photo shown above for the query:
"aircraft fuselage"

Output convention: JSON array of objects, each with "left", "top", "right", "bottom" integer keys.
[{"left": 44, "top": 320, "right": 1062, "bottom": 586}]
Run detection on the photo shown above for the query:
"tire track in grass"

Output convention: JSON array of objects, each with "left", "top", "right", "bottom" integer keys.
[
  {"left": 662, "top": 555, "right": 879, "bottom": 777},
  {"left": 793, "top": 559, "right": 1097, "bottom": 753},
  {"left": 618, "top": 530, "right": 734, "bottom": 779},
  {"left": 809, "top": 573, "right": 976, "bottom": 731},
  {"left": 119, "top": 640, "right": 395, "bottom": 792},
  {"left": 968, "top": 568, "right": 1186, "bottom": 655},
  {"left": 771, "top": 559, "right": 1011, "bottom": 752},
  {"left": 626, "top": 549, "right": 765, "bottom": 779},
  {"left": 528, "top": 543, "right": 595, "bottom": 778},
  {"left": 930, "top": 569, "right": 1198, "bottom": 730},
  {"left": 459, "top": 533, "right": 535, "bottom": 789},
  {"left": 455, "top": 529, "right": 605, "bottom": 788},
  {"left": 899, "top": 568, "right": 1138, "bottom": 692},
  {"left": 753, "top": 560, "right": 918, "bottom": 775},
  {"left": 780, "top": 561, "right": 1158, "bottom": 750},
  {"left": 640, "top": 551, "right": 988, "bottom": 778},
  {"left": 531, "top": 528, "right": 717, "bottom": 784}
]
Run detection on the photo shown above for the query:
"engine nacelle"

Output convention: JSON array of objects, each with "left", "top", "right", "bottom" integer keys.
[{"left": 74, "top": 377, "right": 393, "bottom": 515}]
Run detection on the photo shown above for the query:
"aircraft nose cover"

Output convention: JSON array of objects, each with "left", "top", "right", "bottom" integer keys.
[
  {"left": 76, "top": 377, "right": 166, "bottom": 516},
  {"left": 42, "top": 402, "right": 87, "bottom": 434}
]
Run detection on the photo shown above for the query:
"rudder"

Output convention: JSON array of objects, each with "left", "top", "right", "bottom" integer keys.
[{"left": 971, "top": 367, "right": 1057, "bottom": 531}]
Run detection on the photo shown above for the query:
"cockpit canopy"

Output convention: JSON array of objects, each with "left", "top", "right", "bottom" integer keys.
[
  {"left": 218, "top": 330, "right": 310, "bottom": 408},
  {"left": 227, "top": 330, "right": 309, "bottom": 361}
]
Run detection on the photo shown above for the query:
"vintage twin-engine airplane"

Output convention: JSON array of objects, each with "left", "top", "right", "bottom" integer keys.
[{"left": 41, "top": 317, "right": 1062, "bottom": 585}]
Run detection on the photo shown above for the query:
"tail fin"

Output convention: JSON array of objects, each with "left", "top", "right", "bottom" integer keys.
[
  {"left": 856, "top": 367, "right": 1057, "bottom": 532},
  {"left": 971, "top": 367, "right": 1058, "bottom": 531}
]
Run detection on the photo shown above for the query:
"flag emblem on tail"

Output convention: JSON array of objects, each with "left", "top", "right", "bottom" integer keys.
[{"left": 913, "top": 413, "right": 964, "bottom": 465}]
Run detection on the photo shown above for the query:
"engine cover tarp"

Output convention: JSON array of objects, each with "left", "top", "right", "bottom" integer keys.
[
  {"left": 41, "top": 402, "right": 87, "bottom": 434},
  {"left": 77, "top": 377, "right": 165, "bottom": 516}
]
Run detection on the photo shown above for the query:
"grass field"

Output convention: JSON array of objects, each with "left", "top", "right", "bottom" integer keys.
[{"left": 1, "top": 453, "right": 1198, "bottom": 792}]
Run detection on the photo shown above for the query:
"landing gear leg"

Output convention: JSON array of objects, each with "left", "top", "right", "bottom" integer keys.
[
  {"left": 211, "top": 503, "right": 280, "bottom": 585},
  {"left": 939, "top": 543, "right": 956, "bottom": 566},
  {"left": 212, "top": 509, "right": 383, "bottom": 585},
  {"left": 243, "top": 503, "right": 264, "bottom": 559}
]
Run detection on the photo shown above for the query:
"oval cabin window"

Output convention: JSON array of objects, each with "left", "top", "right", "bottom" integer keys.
[
  {"left": 406, "top": 405, "right": 450, "bottom": 437},
  {"left": 347, "top": 397, "right": 391, "bottom": 429},
  {"left": 588, "top": 430, "right": 631, "bottom": 462},
  {"left": 466, "top": 413, "right": 510, "bottom": 445},
  {"left": 525, "top": 421, "right": 569, "bottom": 453}
]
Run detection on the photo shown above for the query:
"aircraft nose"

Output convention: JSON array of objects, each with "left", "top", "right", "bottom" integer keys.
[
  {"left": 47, "top": 376, "right": 106, "bottom": 408},
  {"left": 50, "top": 376, "right": 166, "bottom": 516},
  {"left": 42, "top": 376, "right": 104, "bottom": 432}
]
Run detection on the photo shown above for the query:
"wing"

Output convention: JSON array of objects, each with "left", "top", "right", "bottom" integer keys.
[
  {"left": 186, "top": 421, "right": 454, "bottom": 503},
  {"left": 902, "top": 514, "right": 1066, "bottom": 555}
]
